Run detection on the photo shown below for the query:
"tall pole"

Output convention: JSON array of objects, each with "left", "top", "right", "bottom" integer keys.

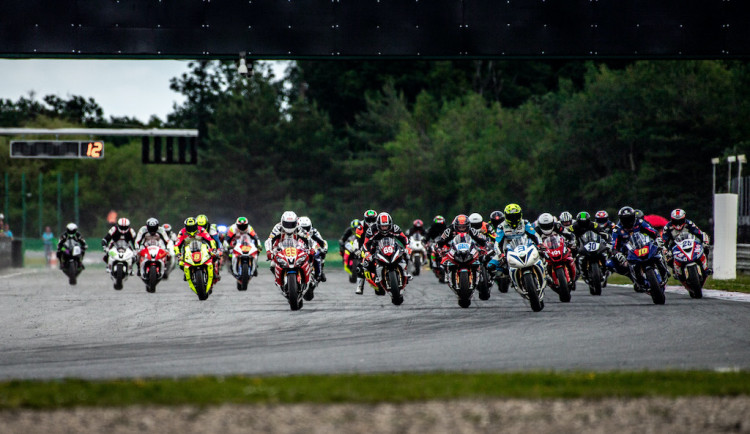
[
  {"left": 728, "top": 160, "right": 733, "bottom": 193},
  {"left": 74, "top": 172, "right": 79, "bottom": 225},
  {"left": 21, "top": 172, "right": 26, "bottom": 240},
  {"left": 57, "top": 172, "right": 62, "bottom": 236},
  {"left": 3, "top": 173, "right": 8, "bottom": 225},
  {"left": 38, "top": 173, "right": 43, "bottom": 237}
]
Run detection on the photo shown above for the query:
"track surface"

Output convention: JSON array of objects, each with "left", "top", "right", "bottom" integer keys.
[{"left": 1, "top": 266, "right": 749, "bottom": 380}]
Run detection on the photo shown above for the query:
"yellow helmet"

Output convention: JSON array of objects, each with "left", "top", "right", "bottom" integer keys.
[
  {"left": 195, "top": 214, "right": 208, "bottom": 228},
  {"left": 184, "top": 217, "right": 198, "bottom": 235},
  {"left": 504, "top": 203, "right": 523, "bottom": 229}
]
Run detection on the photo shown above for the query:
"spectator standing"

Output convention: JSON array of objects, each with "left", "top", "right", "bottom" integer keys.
[{"left": 42, "top": 226, "right": 55, "bottom": 266}]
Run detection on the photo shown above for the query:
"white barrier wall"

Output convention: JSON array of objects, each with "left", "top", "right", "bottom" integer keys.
[{"left": 713, "top": 193, "right": 738, "bottom": 280}]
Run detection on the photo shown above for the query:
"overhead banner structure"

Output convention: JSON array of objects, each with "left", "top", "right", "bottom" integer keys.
[{"left": 713, "top": 193, "right": 738, "bottom": 280}]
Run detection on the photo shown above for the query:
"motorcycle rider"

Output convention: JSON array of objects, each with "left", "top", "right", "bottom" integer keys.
[
  {"left": 488, "top": 204, "right": 541, "bottom": 275},
  {"left": 425, "top": 215, "right": 448, "bottom": 270},
  {"left": 265, "top": 211, "right": 307, "bottom": 264},
  {"left": 174, "top": 217, "right": 219, "bottom": 278},
  {"left": 570, "top": 212, "right": 607, "bottom": 242},
  {"left": 609, "top": 206, "right": 668, "bottom": 291},
  {"left": 297, "top": 216, "right": 329, "bottom": 282},
  {"left": 437, "top": 214, "right": 489, "bottom": 248},
  {"left": 225, "top": 216, "right": 263, "bottom": 277},
  {"left": 406, "top": 219, "right": 427, "bottom": 237},
  {"left": 134, "top": 218, "right": 171, "bottom": 277},
  {"left": 162, "top": 223, "right": 177, "bottom": 243},
  {"left": 359, "top": 212, "right": 411, "bottom": 292},
  {"left": 486, "top": 211, "right": 505, "bottom": 243},
  {"left": 535, "top": 212, "right": 574, "bottom": 244},
  {"left": 353, "top": 210, "right": 378, "bottom": 293},
  {"left": 558, "top": 211, "right": 574, "bottom": 235},
  {"left": 338, "top": 218, "right": 359, "bottom": 257},
  {"left": 196, "top": 214, "right": 221, "bottom": 248},
  {"left": 660, "top": 209, "right": 711, "bottom": 276},
  {"left": 102, "top": 218, "right": 137, "bottom": 272},
  {"left": 594, "top": 210, "right": 616, "bottom": 237},
  {"left": 56, "top": 222, "right": 88, "bottom": 269}
]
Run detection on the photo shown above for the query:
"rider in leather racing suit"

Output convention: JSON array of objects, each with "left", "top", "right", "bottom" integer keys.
[
  {"left": 297, "top": 216, "right": 329, "bottom": 282},
  {"left": 102, "top": 218, "right": 137, "bottom": 272},
  {"left": 57, "top": 223, "right": 88, "bottom": 268},
  {"left": 488, "top": 204, "right": 541, "bottom": 276},
  {"left": 426, "top": 215, "right": 448, "bottom": 270},
  {"left": 660, "top": 208, "right": 711, "bottom": 279},
  {"left": 134, "top": 218, "right": 171, "bottom": 277},
  {"left": 360, "top": 212, "right": 411, "bottom": 292}
]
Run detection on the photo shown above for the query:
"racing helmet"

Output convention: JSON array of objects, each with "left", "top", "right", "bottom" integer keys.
[
  {"left": 217, "top": 224, "right": 228, "bottom": 235},
  {"left": 363, "top": 209, "right": 378, "bottom": 225},
  {"left": 453, "top": 214, "right": 470, "bottom": 232},
  {"left": 504, "top": 204, "right": 523, "bottom": 229},
  {"left": 618, "top": 206, "right": 636, "bottom": 229},
  {"left": 184, "top": 217, "right": 198, "bottom": 236},
  {"left": 468, "top": 213, "right": 483, "bottom": 230},
  {"left": 671, "top": 208, "right": 687, "bottom": 230},
  {"left": 66, "top": 222, "right": 78, "bottom": 235},
  {"left": 413, "top": 219, "right": 424, "bottom": 228},
  {"left": 280, "top": 211, "right": 298, "bottom": 234},
  {"left": 350, "top": 219, "right": 360, "bottom": 229},
  {"left": 146, "top": 217, "right": 159, "bottom": 234},
  {"left": 162, "top": 223, "right": 172, "bottom": 233},
  {"left": 195, "top": 214, "right": 209, "bottom": 229},
  {"left": 377, "top": 212, "right": 393, "bottom": 232},
  {"left": 298, "top": 216, "right": 313, "bottom": 235},
  {"left": 558, "top": 211, "right": 573, "bottom": 228},
  {"left": 433, "top": 215, "right": 446, "bottom": 225},
  {"left": 236, "top": 216, "right": 249, "bottom": 231},
  {"left": 117, "top": 218, "right": 131, "bottom": 234},
  {"left": 490, "top": 210, "right": 505, "bottom": 227},
  {"left": 595, "top": 210, "right": 609, "bottom": 226},
  {"left": 537, "top": 213, "right": 555, "bottom": 235},
  {"left": 635, "top": 209, "right": 644, "bottom": 221},
  {"left": 576, "top": 211, "right": 591, "bottom": 224}
]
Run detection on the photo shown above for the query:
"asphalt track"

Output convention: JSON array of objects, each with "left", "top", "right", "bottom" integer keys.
[{"left": 1, "top": 265, "right": 749, "bottom": 380}]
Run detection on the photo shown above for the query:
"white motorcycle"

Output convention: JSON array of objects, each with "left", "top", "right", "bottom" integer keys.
[
  {"left": 164, "top": 239, "right": 176, "bottom": 279},
  {"left": 107, "top": 240, "right": 136, "bottom": 290},
  {"left": 505, "top": 235, "right": 547, "bottom": 312},
  {"left": 407, "top": 232, "right": 427, "bottom": 277},
  {"left": 230, "top": 234, "right": 259, "bottom": 291}
]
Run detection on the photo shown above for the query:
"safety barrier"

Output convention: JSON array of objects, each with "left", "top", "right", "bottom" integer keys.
[{"left": 736, "top": 244, "right": 750, "bottom": 273}]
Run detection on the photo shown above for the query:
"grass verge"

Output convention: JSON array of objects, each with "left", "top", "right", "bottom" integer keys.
[
  {"left": 1, "top": 371, "right": 748, "bottom": 409},
  {"left": 607, "top": 273, "right": 750, "bottom": 293}
]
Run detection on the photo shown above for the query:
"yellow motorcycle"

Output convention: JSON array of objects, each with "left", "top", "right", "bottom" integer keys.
[{"left": 183, "top": 240, "right": 216, "bottom": 300}]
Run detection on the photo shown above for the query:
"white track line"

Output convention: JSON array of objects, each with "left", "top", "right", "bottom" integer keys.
[{"left": 612, "top": 284, "right": 750, "bottom": 303}]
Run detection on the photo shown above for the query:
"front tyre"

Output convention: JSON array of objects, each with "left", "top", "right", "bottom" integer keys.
[
  {"left": 686, "top": 266, "right": 704, "bottom": 299},
  {"left": 193, "top": 268, "right": 208, "bottom": 300},
  {"left": 114, "top": 263, "right": 124, "bottom": 290},
  {"left": 458, "top": 270, "right": 472, "bottom": 308},
  {"left": 589, "top": 262, "right": 603, "bottom": 296},
  {"left": 646, "top": 268, "right": 666, "bottom": 305},
  {"left": 523, "top": 272, "right": 543, "bottom": 312},
  {"left": 239, "top": 262, "right": 249, "bottom": 291},
  {"left": 413, "top": 256, "right": 421, "bottom": 276},
  {"left": 555, "top": 267, "right": 571, "bottom": 302},
  {"left": 287, "top": 273, "right": 301, "bottom": 311},
  {"left": 67, "top": 261, "right": 77, "bottom": 285},
  {"left": 388, "top": 269, "right": 403, "bottom": 305},
  {"left": 147, "top": 266, "right": 158, "bottom": 293},
  {"left": 478, "top": 266, "right": 491, "bottom": 300}
]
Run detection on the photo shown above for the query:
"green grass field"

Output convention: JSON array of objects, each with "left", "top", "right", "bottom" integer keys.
[
  {"left": 606, "top": 273, "right": 750, "bottom": 293},
  {"left": 0, "top": 371, "right": 748, "bottom": 409}
]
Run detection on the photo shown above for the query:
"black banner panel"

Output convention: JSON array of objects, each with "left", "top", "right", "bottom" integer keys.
[{"left": 0, "top": 0, "right": 749, "bottom": 58}]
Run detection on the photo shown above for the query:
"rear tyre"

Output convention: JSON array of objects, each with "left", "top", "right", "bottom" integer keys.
[
  {"left": 147, "top": 266, "right": 157, "bottom": 293},
  {"left": 478, "top": 267, "right": 491, "bottom": 300},
  {"left": 287, "top": 273, "right": 301, "bottom": 311},
  {"left": 555, "top": 267, "right": 571, "bottom": 302},
  {"left": 114, "top": 263, "right": 124, "bottom": 290},
  {"left": 348, "top": 257, "right": 359, "bottom": 283},
  {"left": 193, "top": 269, "right": 208, "bottom": 300},
  {"left": 686, "top": 266, "right": 704, "bottom": 299},
  {"left": 589, "top": 262, "right": 603, "bottom": 296},
  {"left": 458, "top": 270, "right": 472, "bottom": 308},
  {"left": 388, "top": 270, "right": 403, "bottom": 305},
  {"left": 646, "top": 268, "right": 666, "bottom": 305},
  {"left": 67, "top": 261, "right": 77, "bottom": 285},
  {"left": 413, "top": 256, "right": 421, "bottom": 276},
  {"left": 523, "top": 272, "right": 543, "bottom": 312},
  {"left": 239, "top": 262, "right": 249, "bottom": 291}
]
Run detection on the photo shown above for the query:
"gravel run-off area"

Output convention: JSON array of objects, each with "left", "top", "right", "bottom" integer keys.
[{"left": 2, "top": 397, "right": 749, "bottom": 433}]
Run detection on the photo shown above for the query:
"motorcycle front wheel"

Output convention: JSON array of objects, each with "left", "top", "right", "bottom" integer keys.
[
  {"left": 458, "top": 270, "right": 472, "bottom": 308},
  {"left": 646, "top": 268, "right": 666, "bottom": 305},
  {"left": 286, "top": 272, "right": 302, "bottom": 311},
  {"left": 478, "top": 266, "right": 490, "bottom": 300},
  {"left": 113, "top": 263, "right": 124, "bottom": 290},
  {"left": 192, "top": 268, "right": 209, "bottom": 300},
  {"left": 523, "top": 272, "right": 544, "bottom": 312},
  {"left": 589, "top": 262, "right": 602, "bottom": 296},
  {"left": 389, "top": 269, "right": 403, "bottom": 306},
  {"left": 413, "top": 255, "right": 421, "bottom": 276},
  {"left": 555, "top": 267, "right": 571, "bottom": 302},
  {"left": 239, "top": 262, "right": 249, "bottom": 291},
  {"left": 67, "top": 261, "right": 77, "bottom": 285},
  {"left": 147, "top": 266, "right": 158, "bottom": 293},
  {"left": 686, "top": 266, "right": 703, "bottom": 299}
]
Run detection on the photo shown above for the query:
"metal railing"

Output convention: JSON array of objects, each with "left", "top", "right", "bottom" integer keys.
[{"left": 737, "top": 244, "right": 750, "bottom": 273}]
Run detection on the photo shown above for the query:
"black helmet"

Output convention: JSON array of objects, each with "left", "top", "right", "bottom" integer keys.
[
  {"left": 363, "top": 209, "right": 377, "bottom": 225},
  {"left": 490, "top": 210, "right": 505, "bottom": 227},
  {"left": 618, "top": 206, "right": 636, "bottom": 229},
  {"left": 146, "top": 217, "right": 159, "bottom": 234},
  {"left": 595, "top": 210, "right": 609, "bottom": 226},
  {"left": 453, "top": 214, "right": 470, "bottom": 232}
]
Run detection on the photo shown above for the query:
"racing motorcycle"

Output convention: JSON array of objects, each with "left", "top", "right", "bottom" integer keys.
[
  {"left": 59, "top": 238, "right": 84, "bottom": 285},
  {"left": 364, "top": 237, "right": 408, "bottom": 305},
  {"left": 670, "top": 233, "right": 708, "bottom": 299},
  {"left": 578, "top": 230, "right": 610, "bottom": 295},
  {"left": 407, "top": 232, "right": 427, "bottom": 277},
  {"left": 229, "top": 234, "right": 259, "bottom": 291},
  {"left": 442, "top": 233, "right": 482, "bottom": 308},
  {"left": 430, "top": 243, "right": 448, "bottom": 283},
  {"left": 541, "top": 234, "right": 573, "bottom": 302},
  {"left": 137, "top": 239, "right": 168, "bottom": 293},
  {"left": 163, "top": 238, "right": 176, "bottom": 279},
  {"left": 625, "top": 232, "right": 667, "bottom": 305},
  {"left": 183, "top": 240, "right": 216, "bottom": 301},
  {"left": 505, "top": 236, "right": 546, "bottom": 312},
  {"left": 273, "top": 237, "right": 313, "bottom": 310},
  {"left": 107, "top": 240, "right": 135, "bottom": 290},
  {"left": 342, "top": 235, "right": 360, "bottom": 284}
]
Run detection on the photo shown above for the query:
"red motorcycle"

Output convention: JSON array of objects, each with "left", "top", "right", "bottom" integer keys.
[
  {"left": 542, "top": 234, "right": 574, "bottom": 302},
  {"left": 364, "top": 237, "right": 407, "bottom": 305},
  {"left": 273, "top": 237, "right": 313, "bottom": 311},
  {"left": 138, "top": 240, "right": 169, "bottom": 293}
]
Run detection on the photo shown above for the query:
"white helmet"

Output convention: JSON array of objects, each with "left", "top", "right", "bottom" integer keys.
[
  {"left": 537, "top": 213, "right": 555, "bottom": 235},
  {"left": 468, "top": 212, "right": 483, "bottom": 230},
  {"left": 66, "top": 222, "right": 78, "bottom": 234},
  {"left": 280, "top": 211, "right": 298, "bottom": 234},
  {"left": 298, "top": 216, "right": 312, "bottom": 235}
]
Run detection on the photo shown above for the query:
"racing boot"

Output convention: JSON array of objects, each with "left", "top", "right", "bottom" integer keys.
[{"left": 355, "top": 276, "right": 364, "bottom": 295}]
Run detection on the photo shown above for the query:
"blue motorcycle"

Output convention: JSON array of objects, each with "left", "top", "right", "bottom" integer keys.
[{"left": 625, "top": 233, "right": 667, "bottom": 305}]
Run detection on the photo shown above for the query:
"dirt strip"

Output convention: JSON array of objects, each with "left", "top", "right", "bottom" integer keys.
[{"left": 1, "top": 397, "right": 748, "bottom": 433}]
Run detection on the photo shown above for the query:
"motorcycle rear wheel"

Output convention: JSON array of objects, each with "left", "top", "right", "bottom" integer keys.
[
  {"left": 523, "top": 272, "right": 544, "bottom": 312},
  {"left": 389, "top": 269, "right": 403, "bottom": 305},
  {"left": 589, "top": 262, "right": 602, "bottom": 296},
  {"left": 646, "top": 268, "right": 666, "bottom": 305},
  {"left": 478, "top": 266, "right": 490, "bottom": 300},
  {"left": 555, "top": 267, "right": 571, "bottom": 302},
  {"left": 458, "top": 270, "right": 472, "bottom": 308},
  {"left": 686, "top": 266, "right": 703, "bottom": 299},
  {"left": 348, "top": 257, "right": 359, "bottom": 283},
  {"left": 287, "top": 273, "right": 301, "bottom": 311}
]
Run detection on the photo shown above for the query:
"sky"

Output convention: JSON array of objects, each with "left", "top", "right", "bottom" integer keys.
[{"left": 0, "top": 59, "right": 189, "bottom": 123}]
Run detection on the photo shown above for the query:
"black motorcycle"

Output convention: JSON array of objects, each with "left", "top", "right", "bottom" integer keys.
[
  {"left": 577, "top": 231, "right": 610, "bottom": 295},
  {"left": 59, "top": 239, "right": 84, "bottom": 285}
]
